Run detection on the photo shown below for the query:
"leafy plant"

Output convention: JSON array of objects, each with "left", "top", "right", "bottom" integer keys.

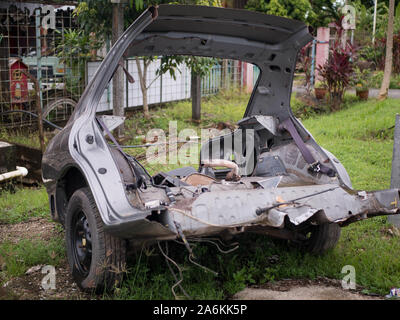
[
  {"left": 373, "top": 30, "right": 400, "bottom": 74},
  {"left": 297, "top": 43, "right": 312, "bottom": 94},
  {"left": 351, "top": 67, "right": 372, "bottom": 91},
  {"left": 318, "top": 17, "right": 355, "bottom": 111},
  {"left": 314, "top": 80, "right": 327, "bottom": 89},
  {"left": 55, "top": 28, "right": 102, "bottom": 96}
]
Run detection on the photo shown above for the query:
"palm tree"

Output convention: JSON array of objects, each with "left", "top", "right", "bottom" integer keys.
[{"left": 378, "top": 0, "right": 395, "bottom": 100}]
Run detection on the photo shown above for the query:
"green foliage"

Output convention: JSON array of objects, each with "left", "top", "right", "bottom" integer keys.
[
  {"left": 369, "top": 70, "right": 400, "bottom": 89},
  {"left": 245, "top": 0, "right": 341, "bottom": 27},
  {"left": 314, "top": 80, "right": 327, "bottom": 89},
  {"left": 290, "top": 92, "right": 358, "bottom": 119},
  {"left": 74, "top": 0, "right": 154, "bottom": 37},
  {"left": 351, "top": 67, "right": 373, "bottom": 91},
  {"left": 0, "top": 187, "right": 49, "bottom": 224},
  {"left": 354, "top": 0, "right": 400, "bottom": 71},
  {"left": 55, "top": 28, "right": 102, "bottom": 95},
  {"left": 318, "top": 18, "right": 355, "bottom": 110},
  {"left": 0, "top": 238, "right": 65, "bottom": 281},
  {"left": 159, "top": 56, "right": 218, "bottom": 79},
  {"left": 0, "top": 127, "right": 41, "bottom": 149},
  {"left": 246, "top": 0, "right": 313, "bottom": 23},
  {"left": 352, "top": 0, "right": 391, "bottom": 46},
  {"left": 309, "top": 0, "right": 342, "bottom": 27},
  {"left": 74, "top": 0, "right": 222, "bottom": 40},
  {"left": 157, "top": 1, "right": 222, "bottom": 79}
]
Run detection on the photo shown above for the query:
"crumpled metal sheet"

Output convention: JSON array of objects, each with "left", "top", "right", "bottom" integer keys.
[
  {"left": 169, "top": 184, "right": 400, "bottom": 236},
  {"left": 267, "top": 206, "right": 320, "bottom": 227}
]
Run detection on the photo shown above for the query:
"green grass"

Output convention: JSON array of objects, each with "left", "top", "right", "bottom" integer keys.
[
  {"left": 0, "top": 187, "right": 49, "bottom": 224},
  {"left": 0, "top": 127, "right": 42, "bottom": 149},
  {"left": 1, "top": 93, "right": 400, "bottom": 298},
  {"left": 303, "top": 98, "right": 397, "bottom": 190},
  {"left": 123, "top": 89, "right": 250, "bottom": 175},
  {"left": 0, "top": 238, "right": 65, "bottom": 286},
  {"left": 125, "top": 89, "right": 249, "bottom": 135}
]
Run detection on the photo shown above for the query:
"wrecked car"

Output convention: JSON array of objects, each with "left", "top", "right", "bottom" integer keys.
[{"left": 42, "top": 5, "right": 400, "bottom": 291}]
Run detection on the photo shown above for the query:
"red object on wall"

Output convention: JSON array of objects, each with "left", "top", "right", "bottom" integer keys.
[{"left": 9, "top": 58, "right": 29, "bottom": 104}]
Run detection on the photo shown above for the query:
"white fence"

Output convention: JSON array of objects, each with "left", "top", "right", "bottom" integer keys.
[{"left": 87, "top": 58, "right": 192, "bottom": 112}]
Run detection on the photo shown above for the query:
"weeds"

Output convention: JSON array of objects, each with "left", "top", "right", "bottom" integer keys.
[
  {"left": 0, "top": 238, "right": 65, "bottom": 284},
  {"left": 1, "top": 93, "right": 400, "bottom": 298},
  {"left": 0, "top": 187, "right": 49, "bottom": 224}
]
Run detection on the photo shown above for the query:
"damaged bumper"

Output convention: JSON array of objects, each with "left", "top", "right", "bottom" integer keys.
[{"left": 105, "top": 182, "right": 400, "bottom": 240}]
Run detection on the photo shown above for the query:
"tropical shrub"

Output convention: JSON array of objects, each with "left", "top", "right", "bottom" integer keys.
[
  {"left": 351, "top": 67, "right": 372, "bottom": 91},
  {"left": 318, "top": 17, "right": 355, "bottom": 111}
]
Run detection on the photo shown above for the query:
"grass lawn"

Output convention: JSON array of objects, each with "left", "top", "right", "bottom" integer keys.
[{"left": 0, "top": 93, "right": 399, "bottom": 298}]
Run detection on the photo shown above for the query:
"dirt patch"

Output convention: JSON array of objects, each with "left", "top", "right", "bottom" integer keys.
[
  {"left": 1, "top": 264, "right": 90, "bottom": 300},
  {"left": 233, "top": 278, "right": 383, "bottom": 300},
  {"left": 0, "top": 218, "right": 62, "bottom": 244},
  {"left": 0, "top": 218, "right": 91, "bottom": 300}
]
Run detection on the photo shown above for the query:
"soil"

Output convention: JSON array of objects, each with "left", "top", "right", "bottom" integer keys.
[
  {"left": 0, "top": 217, "right": 61, "bottom": 244},
  {"left": 1, "top": 264, "right": 89, "bottom": 300},
  {"left": 0, "top": 218, "right": 90, "bottom": 300},
  {"left": 233, "top": 278, "right": 383, "bottom": 300}
]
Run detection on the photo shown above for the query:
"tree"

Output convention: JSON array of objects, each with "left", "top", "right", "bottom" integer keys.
[
  {"left": 184, "top": 56, "right": 217, "bottom": 121},
  {"left": 159, "top": 55, "right": 217, "bottom": 121},
  {"left": 75, "top": 0, "right": 220, "bottom": 123},
  {"left": 245, "top": 0, "right": 340, "bottom": 28},
  {"left": 135, "top": 56, "right": 162, "bottom": 119},
  {"left": 168, "top": 0, "right": 221, "bottom": 121},
  {"left": 246, "top": 0, "right": 313, "bottom": 23},
  {"left": 74, "top": 0, "right": 166, "bottom": 132},
  {"left": 379, "top": 0, "right": 395, "bottom": 100}
]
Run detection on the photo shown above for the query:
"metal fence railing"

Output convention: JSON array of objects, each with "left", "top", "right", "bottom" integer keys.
[
  {"left": 0, "top": 2, "right": 84, "bottom": 128},
  {"left": 88, "top": 58, "right": 246, "bottom": 113}
]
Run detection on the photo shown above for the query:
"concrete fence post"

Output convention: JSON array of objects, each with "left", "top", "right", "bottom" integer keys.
[
  {"left": 315, "top": 27, "right": 330, "bottom": 83},
  {"left": 388, "top": 114, "right": 400, "bottom": 227}
]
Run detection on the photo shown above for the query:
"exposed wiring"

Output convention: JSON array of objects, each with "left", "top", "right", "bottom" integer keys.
[
  {"left": 157, "top": 241, "right": 191, "bottom": 300},
  {"left": 192, "top": 237, "right": 239, "bottom": 248},
  {"left": 187, "top": 238, "right": 239, "bottom": 254},
  {"left": 188, "top": 255, "right": 219, "bottom": 276},
  {"left": 255, "top": 186, "right": 340, "bottom": 215},
  {"left": 172, "top": 238, "right": 219, "bottom": 276},
  {"left": 174, "top": 221, "right": 192, "bottom": 255}
]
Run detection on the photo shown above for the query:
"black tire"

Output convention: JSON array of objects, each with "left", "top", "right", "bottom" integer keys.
[
  {"left": 300, "top": 223, "right": 341, "bottom": 255},
  {"left": 65, "top": 187, "right": 126, "bottom": 292}
]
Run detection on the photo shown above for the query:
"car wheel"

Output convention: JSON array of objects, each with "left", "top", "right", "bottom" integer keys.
[
  {"left": 65, "top": 187, "right": 126, "bottom": 292},
  {"left": 297, "top": 223, "right": 341, "bottom": 255}
]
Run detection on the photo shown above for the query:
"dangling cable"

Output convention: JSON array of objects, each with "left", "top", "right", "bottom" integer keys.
[
  {"left": 173, "top": 221, "right": 219, "bottom": 277},
  {"left": 188, "top": 255, "right": 219, "bottom": 276},
  {"left": 157, "top": 241, "right": 191, "bottom": 300},
  {"left": 188, "top": 238, "right": 239, "bottom": 254}
]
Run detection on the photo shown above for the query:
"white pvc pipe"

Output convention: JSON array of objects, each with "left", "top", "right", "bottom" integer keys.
[
  {"left": 0, "top": 166, "right": 28, "bottom": 182},
  {"left": 201, "top": 159, "right": 240, "bottom": 176}
]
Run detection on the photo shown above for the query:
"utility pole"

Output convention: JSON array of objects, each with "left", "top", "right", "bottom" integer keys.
[
  {"left": 111, "top": 0, "right": 126, "bottom": 139},
  {"left": 372, "top": 0, "right": 378, "bottom": 44}
]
